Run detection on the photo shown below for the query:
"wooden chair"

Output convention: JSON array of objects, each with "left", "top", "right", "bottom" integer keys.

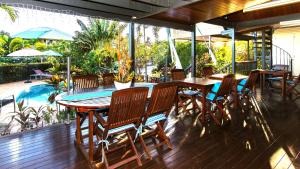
[
  {"left": 286, "top": 74, "right": 300, "bottom": 101},
  {"left": 138, "top": 83, "right": 177, "bottom": 160},
  {"left": 171, "top": 69, "right": 200, "bottom": 116},
  {"left": 72, "top": 75, "right": 100, "bottom": 142},
  {"left": 199, "top": 74, "right": 234, "bottom": 125},
  {"left": 102, "top": 73, "right": 114, "bottom": 88},
  {"left": 72, "top": 75, "right": 99, "bottom": 93},
  {"left": 202, "top": 66, "right": 214, "bottom": 77},
  {"left": 94, "top": 87, "right": 149, "bottom": 169},
  {"left": 237, "top": 70, "right": 260, "bottom": 110}
]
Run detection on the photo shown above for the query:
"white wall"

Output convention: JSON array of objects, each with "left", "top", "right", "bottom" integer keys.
[{"left": 273, "top": 27, "right": 300, "bottom": 75}]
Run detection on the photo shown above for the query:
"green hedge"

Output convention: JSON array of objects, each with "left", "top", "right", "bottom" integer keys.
[{"left": 0, "top": 63, "right": 52, "bottom": 84}]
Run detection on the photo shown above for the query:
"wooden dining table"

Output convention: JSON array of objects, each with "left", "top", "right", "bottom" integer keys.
[
  {"left": 55, "top": 83, "right": 155, "bottom": 164},
  {"left": 209, "top": 73, "right": 248, "bottom": 108},
  {"left": 259, "top": 69, "right": 291, "bottom": 100}
]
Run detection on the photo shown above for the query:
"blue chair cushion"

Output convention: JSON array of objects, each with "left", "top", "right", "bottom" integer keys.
[
  {"left": 239, "top": 79, "right": 248, "bottom": 86},
  {"left": 145, "top": 113, "right": 167, "bottom": 126},
  {"left": 97, "top": 116, "right": 135, "bottom": 135},
  {"left": 179, "top": 90, "right": 200, "bottom": 96},
  {"left": 267, "top": 77, "right": 282, "bottom": 81},
  {"left": 237, "top": 85, "right": 250, "bottom": 94},
  {"left": 211, "top": 82, "right": 221, "bottom": 93},
  {"left": 287, "top": 80, "right": 295, "bottom": 85},
  {"left": 198, "top": 92, "right": 223, "bottom": 101}
]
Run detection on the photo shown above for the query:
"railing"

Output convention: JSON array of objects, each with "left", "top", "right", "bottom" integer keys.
[
  {"left": 236, "top": 61, "right": 257, "bottom": 75},
  {"left": 216, "top": 63, "right": 231, "bottom": 74},
  {"left": 272, "top": 44, "right": 293, "bottom": 72}
]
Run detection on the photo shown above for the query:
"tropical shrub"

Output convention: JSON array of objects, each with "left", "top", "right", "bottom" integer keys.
[
  {"left": 11, "top": 100, "right": 31, "bottom": 131},
  {"left": 114, "top": 50, "right": 134, "bottom": 82}
]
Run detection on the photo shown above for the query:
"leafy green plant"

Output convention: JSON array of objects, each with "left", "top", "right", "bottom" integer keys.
[
  {"left": 43, "top": 106, "right": 56, "bottom": 125},
  {"left": 11, "top": 100, "right": 31, "bottom": 131},
  {"left": 56, "top": 110, "right": 67, "bottom": 123},
  {"left": 29, "top": 105, "right": 47, "bottom": 128},
  {"left": 0, "top": 4, "right": 18, "bottom": 22}
]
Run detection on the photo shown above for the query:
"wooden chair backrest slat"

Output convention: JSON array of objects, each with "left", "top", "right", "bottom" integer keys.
[
  {"left": 216, "top": 74, "right": 234, "bottom": 98},
  {"left": 244, "top": 70, "right": 260, "bottom": 91},
  {"left": 202, "top": 66, "right": 214, "bottom": 77},
  {"left": 171, "top": 69, "right": 185, "bottom": 80},
  {"left": 72, "top": 75, "right": 99, "bottom": 92},
  {"left": 108, "top": 87, "right": 149, "bottom": 129},
  {"left": 102, "top": 73, "right": 114, "bottom": 88},
  {"left": 146, "top": 83, "right": 177, "bottom": 118}
]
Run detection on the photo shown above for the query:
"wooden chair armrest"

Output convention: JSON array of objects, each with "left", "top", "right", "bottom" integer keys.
[{"left": 95, "top": 113, "right": 108, "bottom": 127}]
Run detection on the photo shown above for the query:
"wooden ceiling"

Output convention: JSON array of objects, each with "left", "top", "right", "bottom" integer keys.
[
  {"left": 225, "top": 2, "right": 300, "bottom": 22},
  {"left": 149, "top": 0, "right": 270, "bottom": 25}
]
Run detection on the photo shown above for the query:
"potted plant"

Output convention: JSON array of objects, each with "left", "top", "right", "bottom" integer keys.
[{"left": 114, "top": 50, "right": 134, "bottom": 90}]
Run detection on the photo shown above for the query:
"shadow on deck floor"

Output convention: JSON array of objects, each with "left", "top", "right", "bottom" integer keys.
[{"left": 0, "top": 90, "right": 299, "bottom": 169}]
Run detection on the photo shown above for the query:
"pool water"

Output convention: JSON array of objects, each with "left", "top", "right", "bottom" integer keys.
[{"left": 16, "top": 84, "right": 56, "bottom": 107}]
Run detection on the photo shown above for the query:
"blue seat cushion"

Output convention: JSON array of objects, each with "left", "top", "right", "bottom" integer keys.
[
  {"left": 198, "top": 92, "right": 223, "bottom": 101},
  {"left": 179, "top": 90, "right": 200, "bottom": 96},
  {"left": 211, "top": 82, "right": 221, "bottom": 93},
  {"left": 145, "top": 113, "right": 167, "bottom": 126},
  {"left": 239, "top": 79, "right": 248, "bottom": 86},
  {"left": 237, "top": 85, "right": 250, "bottom": 94},
  {"left": 97, "top": 116, "right": 135, "bottom": 135},
  {"left": 287, "top": 80, "right": 295, "bottom": 85},
  {"left": 267, "top": 77, "right": 282, "bottom": 81}
]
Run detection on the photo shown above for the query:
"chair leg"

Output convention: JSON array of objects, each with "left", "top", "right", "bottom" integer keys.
[
  {"left": 139, "top": 135, "right": 152, "bottom": 160},
  {"left": 126, "top": 132, "right": 142, "bottom": 166},
  {"left": 156, "top": 122, "right": 172, "bottom": 149}
]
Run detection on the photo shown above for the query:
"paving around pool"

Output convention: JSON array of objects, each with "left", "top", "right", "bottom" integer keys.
[{"left": 0, "top": 80, "right": 57, "bottom": 134}]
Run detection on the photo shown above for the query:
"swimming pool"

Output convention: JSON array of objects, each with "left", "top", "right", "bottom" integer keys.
[{"left": 16, "top": 84, "right": 56, "bottom": 107}]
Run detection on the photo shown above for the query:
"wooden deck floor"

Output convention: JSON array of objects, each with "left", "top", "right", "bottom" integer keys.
[{"left": 0, "top": 90, "right": 299, "bottom": 169}]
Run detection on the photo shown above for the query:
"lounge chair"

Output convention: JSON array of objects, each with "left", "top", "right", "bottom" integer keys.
[
  {"left": 30, "top": 69, "right": 52, "bottom": 80},
  {"left": 0, "top": 95, "right": 15, "bottom": 114}
]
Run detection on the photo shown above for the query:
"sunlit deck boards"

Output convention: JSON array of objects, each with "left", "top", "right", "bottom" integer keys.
[{"left": 0, "top": 90, "right": 299, "bottom": 169}]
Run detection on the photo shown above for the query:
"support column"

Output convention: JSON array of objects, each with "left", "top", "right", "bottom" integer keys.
[
  {"left": 254, "top": 32, "right": 257, "bottom": 62},
  {"left": 129, "top": 22, "right": 135, "bottom": 83},
  {"left": 262, "top": 30, "right": 266, "bottom": 69},
  {"left": 191, "top": 25, "right": 196, "bottom": 77},
  {"left": 247, "top": 40, "right": 250, "bottom": 60},
  {"left": 232, "top": 29, "right": 236, "bottom": 73}
]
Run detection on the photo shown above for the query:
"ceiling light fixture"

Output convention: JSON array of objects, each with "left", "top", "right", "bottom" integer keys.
[
  {"left": 243, "top": 0, "right": 300, "bottom": 13},
  {"left": 280, "top": 19, "right": 300, "bottom": 27}
]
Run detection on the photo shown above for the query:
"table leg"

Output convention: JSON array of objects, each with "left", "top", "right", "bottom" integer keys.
[
  {"left": 76, "top": 113, "right": 81, "bottom": 145},
  {"left": 282, "top": 73, "right": 287, "bottom": 100},
  {"left": 175, "top": 89, "right": 179, "bottom": 116},
  {"left": 233, "top": 81, "right": 238, "bottom": 109},
  {"left": 88, "top": 110, "right": 94, "bottom": 161},
  {"left": 260, "top": 73, "right": 263, "bottom": 93},
  {"left": 199, "top": 88, "right": 207, "bottom": 123}
]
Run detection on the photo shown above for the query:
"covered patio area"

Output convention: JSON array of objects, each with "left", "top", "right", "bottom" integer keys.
[{"left": 1, "top": 0, "right": 300, "bottom": 169}]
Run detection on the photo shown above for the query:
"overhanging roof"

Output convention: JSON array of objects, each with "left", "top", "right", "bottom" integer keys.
[{"left": 3, "top": 0, "right": 271, "bottom": 31}]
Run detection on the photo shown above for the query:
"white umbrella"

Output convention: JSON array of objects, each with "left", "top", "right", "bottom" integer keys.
[
  {"left": 8, "top": 49, "right": 44, "bottom": 83},
  {"left": 7, "top": 48, "right": 43, "bottom": 57}
]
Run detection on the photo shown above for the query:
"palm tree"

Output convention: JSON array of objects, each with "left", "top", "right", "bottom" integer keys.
[
  {"left": 73, "top": 18, "right": 121, "bottom": 52},
  {"left": 0, "top": 4, "right": 18, "bottom": 22}
]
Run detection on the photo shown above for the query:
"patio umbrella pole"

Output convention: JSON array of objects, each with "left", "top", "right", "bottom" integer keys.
[
  {"left": 65, "top": 56, "right": 71, "bottom": 125},
  {"left": 24, "top": 56, "right": 32, "bottom": 83}
]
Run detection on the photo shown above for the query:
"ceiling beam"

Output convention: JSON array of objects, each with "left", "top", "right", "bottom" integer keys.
[{"left": 236, "top": 12, "right": 300, "bottom": 30}]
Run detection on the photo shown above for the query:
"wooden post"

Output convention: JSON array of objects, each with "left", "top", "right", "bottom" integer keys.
[
  {"left": 129, "top": 22, "right": 135, "bottom": 83},
  {"left": 191, "top": 25, "right": 196, "bottom": 77},
  {"left": 232, "top": 29, "right": 236, "bottom": 73},
  {"left": 262, "top": 30, "right": 266, "bottom": 69}
]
